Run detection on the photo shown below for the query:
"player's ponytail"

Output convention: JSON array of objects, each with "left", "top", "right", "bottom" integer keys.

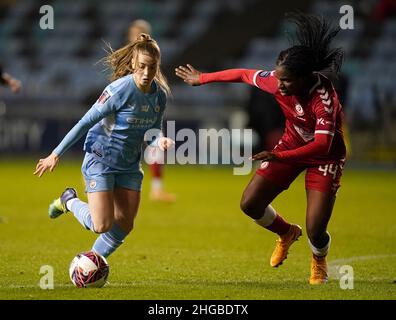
[
  {"left": 103, "top": 33, "right": 171, "bottom": 97},
  {"left": 277, "top": 12, "right": 344, "bottom": 77}
]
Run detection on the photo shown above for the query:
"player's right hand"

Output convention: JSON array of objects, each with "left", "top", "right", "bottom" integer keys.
[
  {"left": 175, "top": 64, "right": 201, "bottom": 86},
  {"left": 34, "top": 152, "right": 60, "bottom": 177}
]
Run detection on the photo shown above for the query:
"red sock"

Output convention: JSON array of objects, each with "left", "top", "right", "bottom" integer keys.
[
  {"left": 265, "top": 214, "right": 291, "bottom": 236},
  {"left": 150, "top": 163, "right": 162, "bottom": 178}
]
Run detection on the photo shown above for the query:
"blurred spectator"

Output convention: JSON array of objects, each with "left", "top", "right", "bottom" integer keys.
[
  {"left": 128, "top": 19, "right": 152, "bottom": 43},
  {"left": 321, "top": 70, "right": 352, "bottom": 155},
  {"left": 0, "top": 63, "right": 21, "bottom": 94},
  {"left": 371, "top": 0, "right": 396, "bottom": 21},
  {"left": 245, "top": 86, "right": 284, "bottom": 154},
  {"left": 129, "top": 19, "right": 177, "bottom": 203},
  {"left": 332, "top": 72, "right": 349, "bottom": 108}
]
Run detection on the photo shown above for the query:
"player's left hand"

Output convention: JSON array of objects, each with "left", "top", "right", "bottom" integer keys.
[
  {"left": 158, "top": 137, "right": 175, "bottom": 151},
  {"left": 250, "top": 150, "right": 276, "bottom": 161}
]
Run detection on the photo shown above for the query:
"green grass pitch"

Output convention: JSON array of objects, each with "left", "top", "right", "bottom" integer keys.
[{"left": 0, "top": 158, "right": 395, "bottom": 300}]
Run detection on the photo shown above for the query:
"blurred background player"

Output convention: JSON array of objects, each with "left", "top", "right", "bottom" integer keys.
[
  {"left": 34, "top": 34, "right": 174, "bottom": 258},
  {"left": 176, "top": 12, "right": 346, "bottom": 285},
  {"left": 245, "top": 78, "right": 285, "bottom": 155},
  {"left": 0, "top": 63, "right": 21, "bottom": 93},
  {"left": 128, "top": 19, "right": 177, "bottom": 203}
]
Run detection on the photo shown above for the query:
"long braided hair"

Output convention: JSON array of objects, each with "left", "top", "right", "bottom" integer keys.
[{"left": 277, "top": 12, "right": 344, "bottom": 77}]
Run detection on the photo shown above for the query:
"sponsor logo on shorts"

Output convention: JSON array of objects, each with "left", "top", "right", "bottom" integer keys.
[
  {"left": 260, "top": 161, "right": 269, "bottom": 169},
  {"left": 89, "top": 180, "right": 97, "bottom": 189}
]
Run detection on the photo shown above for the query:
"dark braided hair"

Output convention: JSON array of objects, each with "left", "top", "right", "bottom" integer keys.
[{"left": 277, "top": 12, "right": 344, "bottom": 77}]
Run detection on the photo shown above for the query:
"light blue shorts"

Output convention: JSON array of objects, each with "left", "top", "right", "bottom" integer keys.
[{"left": 81, "top": 153, "right": 143, "bottom": 193}]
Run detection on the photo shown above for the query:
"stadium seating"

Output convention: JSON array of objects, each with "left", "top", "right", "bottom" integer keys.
[{"left": 0, "top": 0, "right": 395, "bottom": 128}]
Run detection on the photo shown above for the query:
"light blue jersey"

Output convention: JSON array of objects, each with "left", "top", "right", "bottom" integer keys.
[{"left": 53, "top": 75, "right": 166, "bottom": 173}]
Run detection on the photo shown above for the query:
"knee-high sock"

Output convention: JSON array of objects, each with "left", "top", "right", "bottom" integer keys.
[
  {"left": 67, "top": 198, "right": 95, "bottom": 232},
  {"left": 92, "top": 223, "right": 129, "bottom": 258},
  {"left": 254, "top": 205, "right": 291, "bottom": 236}
]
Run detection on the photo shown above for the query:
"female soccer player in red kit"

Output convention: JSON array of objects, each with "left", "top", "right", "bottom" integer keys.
[{"left": 175, "top": 13, "right": 346, "bottom": 284}]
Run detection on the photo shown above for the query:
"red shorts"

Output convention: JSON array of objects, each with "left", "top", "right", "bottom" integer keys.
[{"left": 256, "top": 158, "right": 346, "bottom": 195}]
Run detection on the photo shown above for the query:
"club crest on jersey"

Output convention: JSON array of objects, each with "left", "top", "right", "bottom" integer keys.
[
  {"left": 295, "top": 104, "right": 304, "bottom": 116},
  {"left": 260, "top": 161, "right": 269, "bottom": 169},
  {"left": 154, "top": 105, "right": 160, "bottom": 113},
  {"left": 98, "top": 90, "right": 111, "bottom": 104}
]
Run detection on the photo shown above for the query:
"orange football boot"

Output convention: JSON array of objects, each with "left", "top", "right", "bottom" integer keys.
[
  {"left": 270, "top": 224, "right": 302, "bottom": 267},
  {"left": 309, "top": 255, "right": 328, "bottom": 284}
]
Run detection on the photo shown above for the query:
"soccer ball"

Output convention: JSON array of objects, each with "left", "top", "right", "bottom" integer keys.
[{"left": 69, "top": 251, "right": 109, "bottom": 288}]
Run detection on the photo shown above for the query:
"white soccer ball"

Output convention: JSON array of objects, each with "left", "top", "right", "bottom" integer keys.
[{"left": 69, "top": 251, "right": 109, "bottom": 288}]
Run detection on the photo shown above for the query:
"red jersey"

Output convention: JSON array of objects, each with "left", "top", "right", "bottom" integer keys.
[{"left": 200, "top": 69, "right": 346, "bottom": 165}]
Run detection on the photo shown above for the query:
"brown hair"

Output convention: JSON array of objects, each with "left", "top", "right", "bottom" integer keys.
[{"left": 103, "top": 33, "right": 171, "bottom": 97}]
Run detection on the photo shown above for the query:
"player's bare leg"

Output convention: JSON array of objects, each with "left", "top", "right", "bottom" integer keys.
[
  {"left": 87, "top": 191, "right": 115, "bottom": 233},
  {"left": 113, "top": 187, "right": 140, "bottom": 233},
  {"left": 240, "top": 174, "right": 302, "bottom": 267},
  {"left": 306, "top": 189, "right": 335, "bottom": 284},
  {"left": 91, "top": 188, "right": 139, "bottom": 257},
  {"left": 49, "top": 188, "right": 115, "bottom": 234}
]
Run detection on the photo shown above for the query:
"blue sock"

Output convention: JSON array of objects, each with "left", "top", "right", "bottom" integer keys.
[
  {"left": 92, "top": 223, "right": 128, "bottom": 258},
  {"left": 68, "top": 198, "right": 95, "bottom": 231}
]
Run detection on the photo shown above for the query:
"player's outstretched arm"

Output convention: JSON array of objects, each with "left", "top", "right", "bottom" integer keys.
[
  {"left": 175, "top": 64, "right": 201, "bottom": 86},
  {"left": 34, "top": 152, "right": 59, "bottom": 177},
  {"left": 176, "top": 66, "right": 261, "bottom": 88}
]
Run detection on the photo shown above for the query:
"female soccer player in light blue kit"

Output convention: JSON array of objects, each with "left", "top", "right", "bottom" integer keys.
[{"left": 34, "top": 33, "right": 174, "bottom": 258}]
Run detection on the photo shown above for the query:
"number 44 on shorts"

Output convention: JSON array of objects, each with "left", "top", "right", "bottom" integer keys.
[{"left": 318, "top": 163, "right": 339, "bottom": 179}]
